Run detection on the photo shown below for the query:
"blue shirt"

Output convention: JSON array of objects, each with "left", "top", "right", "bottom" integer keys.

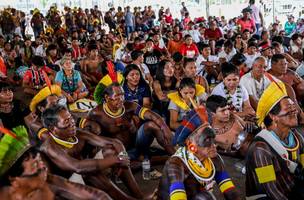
[
  {"left": 284, "top": 22, "right": 296, "bottom": 36},
  {"left": 123, "top": 82, "right": 151, "bottom": 106},
  {"left": 55, "top": 70, "right": 82, "bottom": 94},
  {"left": 125, "top": 11, "right": 134, "bottom": 27}
]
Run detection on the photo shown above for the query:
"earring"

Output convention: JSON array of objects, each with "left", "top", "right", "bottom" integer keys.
[{"left": 188, "top": 144, "right": 197, "bottom": 153}]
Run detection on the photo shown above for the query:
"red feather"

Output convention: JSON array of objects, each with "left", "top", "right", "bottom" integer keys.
[
  {"left": 106, "top": 61, "right": 117, "bottom": 83},
  {"left": 264, "top": 72, "right": 284, "bottom": 92},
  {"left": 0, "top": 56, "right": 7, "bottom": 77},
  {"left": 42, "top": 70, "right": 52, "bottom": 93},
  {"left": 0, "top": 126, "right": 18, "bottom": 139},
  {"left": 196, "top": 106, "right": 208, "bottom": 123}
]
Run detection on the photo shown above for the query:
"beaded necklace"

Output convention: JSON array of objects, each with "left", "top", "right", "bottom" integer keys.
[
  {"left": 49, "top": 132, "right": 79, "bottom": 149},
  {"left": 252, "top": 72, "right": 265, "bottom": 99},
  {"left": 224, "top": 85, "right": 242, "bottom": 112},
  {"left": 63, "top": 70, "right": 76, "bottom": 94},
  {"left": 103, "top": 103, "right": 125, "bottom": 119}
]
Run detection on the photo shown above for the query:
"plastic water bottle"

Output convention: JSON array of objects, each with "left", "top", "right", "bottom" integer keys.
[
  {"left": 142, "top": 159, "right": 151, "bottom": 180},
  {"left": 235, "top": 162, "right": 246, "bottom": 175}
]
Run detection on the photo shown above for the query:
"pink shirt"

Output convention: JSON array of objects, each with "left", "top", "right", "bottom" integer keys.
[{"left": 237, "top": 18, "right": 255, "bottom": 33}]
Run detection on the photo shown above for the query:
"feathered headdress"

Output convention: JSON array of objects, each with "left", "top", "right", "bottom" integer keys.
[
  {"left": 167, "top": 84, "right": 205, "bottom": 110},
  {"left": 173, "top": 98, "right": 210, "bottom": 146},
  {"left": 0, "top": 126, "right": 30, "bottom": 176},
  {"left": 256, "top": 73, "right": 287, "bottom": 126},
  {"left": 30, "top": 84, "right": 62, "bottom": 112},
  {"left": 94, "top": 61, "right": 124, "bottom": 105}
]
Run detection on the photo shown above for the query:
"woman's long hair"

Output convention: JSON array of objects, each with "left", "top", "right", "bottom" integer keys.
[
  {"left": 178, "top": 77, "right": 196, "bottom": 97},
  {"left": 123, "top": 64, "right": 147, "bottom": 87},
  {"left": 155, "top": 59, "right": 177, "bottom": 90}
]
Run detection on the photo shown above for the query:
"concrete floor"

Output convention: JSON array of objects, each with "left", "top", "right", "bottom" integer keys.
[{"left": 118, "top": 155, "right": 246, "bottom": 200}]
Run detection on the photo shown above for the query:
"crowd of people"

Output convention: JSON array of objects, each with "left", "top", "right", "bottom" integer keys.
[{"left": 0, "top": 0, "right": 304, "bottom": 199}]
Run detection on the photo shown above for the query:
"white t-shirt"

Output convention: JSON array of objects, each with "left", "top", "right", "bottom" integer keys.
[
  {"left": 35, "top": 45, "right": 46, "bottom": 57},
  {"left": 250, "top": 4, "right": 261, "bottom": 24},
  {"left": 240, "top": 72, "right": 279, "bottom": 101},
  {"left": 137, "top": 63, "right": 150, "bottom": 77},
  {"left": 196, "top": 55, "right": 219, "bottom": 76},
  {"left": 244, "top": 53, "right": 258, "bottom": 69},
  {"left": 183, "top": 29, "right": 201, "bottom": 43},
  {"left": 218, "top": 48, "right": 237, "bottom": 62},
  {"left": 211, "top": 82, "right": 249, "bottom": 112}
]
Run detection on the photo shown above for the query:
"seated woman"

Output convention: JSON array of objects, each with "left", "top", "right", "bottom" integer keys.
[
  {"left": 183, "top": 57, "right": 210, "bottom": 93},
  {"left": 234, "top": 33, "right": 247, "bottom": 54},
  {"left": 211, "top": 62, "right": 255, "bottom": 120},
  {"left": 55, "top": 57, "right": 88, "bottom": 104},
  {"left": 123, "top": 64, "right": 152, "bottom": 108},
  {"left": 168, "top": 77, "right": 207, "bottom": 130},
  {"left": 0, "top": 82, "right": 29, "bottom": 134},
  {"left": 153, "top": 60, "right": 177, "bottom": 120}
]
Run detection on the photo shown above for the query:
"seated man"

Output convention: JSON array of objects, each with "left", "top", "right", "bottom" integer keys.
[
  {"left": 206, "top": 95, "right": 258, "bottom": 156},
  {"left": 22, "top": 55, "right": 54, "bottom": 96},
  {"left": 158, "top": 117, "right": 240, "bottom": 200},
  {"left": 240, "top": 56, "right": 278, "bottom": 110},
  {"left": 0, "top": 127, "right": 111, "bottom": 200},
  {"left": 25, "top": 84, "right": 96, "bottom": 144},
  {"left": 196, "top": 43, "right": 220, "bottom": 85},
  {"left": 80, "top": 43, "right": 103, "bottom": 88},
  {"left": 268, "top": 53, "right": 304, "bottom": 105},
  {"left": 174, "top": 95, "right": 257, "bottom": 157},
  {"left": 246, "top": 81, "right": 304, "bottom": 199},
  {"left": 82, "top": 71, "right": 175, "bottom": 160},
  {"left": 25, "top": 85, "right": 63, "bottom": 144},
  {"left": 40, "top": 105, "right": 145, "bottom": 200}
]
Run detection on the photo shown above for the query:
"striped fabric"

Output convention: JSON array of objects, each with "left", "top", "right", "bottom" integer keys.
[
  {"left": 245, "top": 130, "right": 304, "bottom": 199},
  {"left": 169, "top": 182, "right": 187, "bottom": 200},
  {"left": 215, "top": 171, "right": 235, "bottom": 193}
]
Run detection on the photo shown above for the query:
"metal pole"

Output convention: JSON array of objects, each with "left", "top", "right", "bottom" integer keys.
[
  {"left": 206, "top": 0, "right": 210, "bottom": 18},
  {"left": 272, "top": 0, "right": 275, "bottom": 23}
]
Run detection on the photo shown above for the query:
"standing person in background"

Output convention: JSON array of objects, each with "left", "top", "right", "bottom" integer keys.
[
  {"left": 124, "top": 6, "right": 135, "bottom": 39},
  {"left": 31, "top": 9, "right": 44, "bottom": 39},
  {"left": 237, "top": 8, "right": 256, "bottom": 35},
  {"left": 284, "top": 15, "right": 297, "bottom": 37},
  {"left": 182, "top": 12, "right": 191, "bottom": 31},
  {"left": 249, "top": 0, "right": 264, "bottom": 35},
  {"left": 180, "top": 2, "right": 188, "bottom": 20}
]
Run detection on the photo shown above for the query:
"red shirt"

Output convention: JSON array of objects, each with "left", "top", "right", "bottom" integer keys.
[
  {"left": 164, "top": 14, "right": 173, "bottom": 24},
  {"left": 23, "top": 66, "right": 52, "bottom": 86},
  {"left": 237, "top": 18, "right": 255, "bottom": 33},
  {"left": 180, "top": 43, "right": 199, "bottom": 58},
  {"left": 204, "top": 28, "right": 222, "bottom": 40},
  {"left": 72, "top": 46, "right": 81, "bottom": 60},
  {"left": 0, "top": 56, "right": 7, "bottom": 77},
  {"left": 134, "top": 43, "right": 145, "bottom": 50},
  {"left": 183, "top": 17, "right": 191, "bottom": 30}
]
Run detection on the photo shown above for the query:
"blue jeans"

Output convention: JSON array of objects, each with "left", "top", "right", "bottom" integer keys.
[
  {"left": 125, "top": 26, "right": 134, "bottom": 38},
  {"left": 255, "top": 23, "right": 261, "bottom": 35},
  {"left": 33, "top": 27, "right": 43, "bottom": 38},
  {"left": 127, "top": 123, "right": 154, "bottom": 160}
]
